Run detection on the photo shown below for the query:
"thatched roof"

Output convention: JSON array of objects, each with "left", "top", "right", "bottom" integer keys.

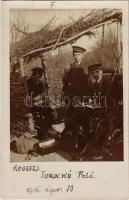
[{"left": 11, "top": 9, "right": 122, "bottom": 59}]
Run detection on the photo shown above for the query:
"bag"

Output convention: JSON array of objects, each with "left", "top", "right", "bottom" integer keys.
[{"left": 14, "top": 132, "right": 39, "bottom": 154}]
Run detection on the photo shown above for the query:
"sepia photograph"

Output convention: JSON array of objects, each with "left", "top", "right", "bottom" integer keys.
[{"left": 10, "top": 8, "right": 123, "bottom": 162}]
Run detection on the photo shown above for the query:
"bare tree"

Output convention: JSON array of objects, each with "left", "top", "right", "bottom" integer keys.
[{"left": 10, "top": 11, "right": 29, "bottom": 44}]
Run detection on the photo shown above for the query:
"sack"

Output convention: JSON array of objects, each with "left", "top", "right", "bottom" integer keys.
[{"left": 15, "top": 132, "right": 39, "bottom": 154}]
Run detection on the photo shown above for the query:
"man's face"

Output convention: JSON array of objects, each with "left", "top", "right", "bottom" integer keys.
[
  {"left": 32, "top": 73, "right": 42, "bottom": 82},
  {"left": 73, "top": 52, "right": 83, "bottom": 65},
  {"left": 90, "top": 69, "right": 103, "bottom": 81}
]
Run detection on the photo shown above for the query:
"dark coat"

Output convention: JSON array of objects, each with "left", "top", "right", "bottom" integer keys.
[
  {"left": 62, "top": 66, "right": 88, "bottom": 98},
  {"left": 27, "top": 77, "right": 45, "bottom": 97},
  {"left": 85, "top": 74, "right": 123, "bottom": 107}
]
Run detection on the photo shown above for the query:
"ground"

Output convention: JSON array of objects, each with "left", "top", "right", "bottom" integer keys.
[
  {"left": 10, "top": 142, "right": 123, "bottom": 162},
  {"left": 10, "top": 145, "right": 79, "bottom": 162},
  {"left": 10, "top": 151, "right": 67, "bottom": 162}
]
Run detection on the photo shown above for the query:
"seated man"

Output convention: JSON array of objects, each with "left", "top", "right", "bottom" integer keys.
[
  {"left": 27, "top": 67, "right": 47, "bottom": 99},
  {"left": 27, "top": 67, "right": 54, "bottom": 140},
  {"left": 77, "top": 63, "right": 123, "bottom": 160}
]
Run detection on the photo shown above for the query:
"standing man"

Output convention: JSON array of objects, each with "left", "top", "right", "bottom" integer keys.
[
  {"left": 62, "top": 45, "right": 88, "bottom": 109},
  {"left": 62, "top": 45, "right": 88, "bottom": 150}
]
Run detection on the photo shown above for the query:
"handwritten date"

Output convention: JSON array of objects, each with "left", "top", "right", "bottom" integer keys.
[{"left": 26, "top": 184, "right": 74, "bottom": 195}]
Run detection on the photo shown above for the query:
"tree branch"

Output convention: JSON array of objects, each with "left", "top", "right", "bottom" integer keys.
[{"left": 13, "top": 23, "right": 28, "bottom": 35}]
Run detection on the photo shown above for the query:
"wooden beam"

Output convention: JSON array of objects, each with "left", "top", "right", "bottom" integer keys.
[{"left": 22, "top": 17, "right": 120, "bottom": 59}]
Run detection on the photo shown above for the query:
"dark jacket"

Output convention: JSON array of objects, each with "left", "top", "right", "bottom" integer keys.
[
  {"left": 62, "top": 66, "right": 88, "bottom": 98},
  {"left": 27, "top": 77, "right": 45, "bottom": 97},
  {"left": 86, "top": 74, "right": 123, "bottom": 107}
]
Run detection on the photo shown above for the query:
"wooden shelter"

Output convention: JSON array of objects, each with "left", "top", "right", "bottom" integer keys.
[{"left": 10, "top": 9, "right": 122, "bottom": 133}]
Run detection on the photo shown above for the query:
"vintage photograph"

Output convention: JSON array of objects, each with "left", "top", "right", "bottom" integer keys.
[{"left": 10, "top": 8, "right": 123, "bottom": 162}]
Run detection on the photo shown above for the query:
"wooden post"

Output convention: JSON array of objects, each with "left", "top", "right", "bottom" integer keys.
[
  {"left": 20, "top": 57, "right": 36, "bottom": 134},
  {"left": 20, "top": 58, "right": 25, "bottom": 77},
  {"left": 117, "top": 20, "right": 122, "bottom": 73},
  {"left": 40, "top": 53, "right": 49, "bottom": 97}
]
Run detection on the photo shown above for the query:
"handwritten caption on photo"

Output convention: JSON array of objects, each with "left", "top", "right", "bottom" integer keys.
[{"left": 13, "top": 164, "right": 96, "bottom": 196}]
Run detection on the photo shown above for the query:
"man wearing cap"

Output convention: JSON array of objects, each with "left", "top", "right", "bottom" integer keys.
[
  {"left": 86, "top": 63, "right": 122, "bottom": 106},
  {"left": 62, "top": 45, "right": 88, "bottom": 109},
  {"left": 78, "top": 62, "right": 123, "bottom": 160},
  {"left": 83, "top": 63, "right": 110, "bottom": 146},
  {"left": 27, "top": 67, "right": 53, "bottom": 139},
  {"left": 62, "top": 45, "right": 88, "bottom": 151},
  {"left": 86, "top": 63, "right": 107, "bottom": 99},
  {"left": 27, "top": 67, "right": 47, "bottom": 98}
]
